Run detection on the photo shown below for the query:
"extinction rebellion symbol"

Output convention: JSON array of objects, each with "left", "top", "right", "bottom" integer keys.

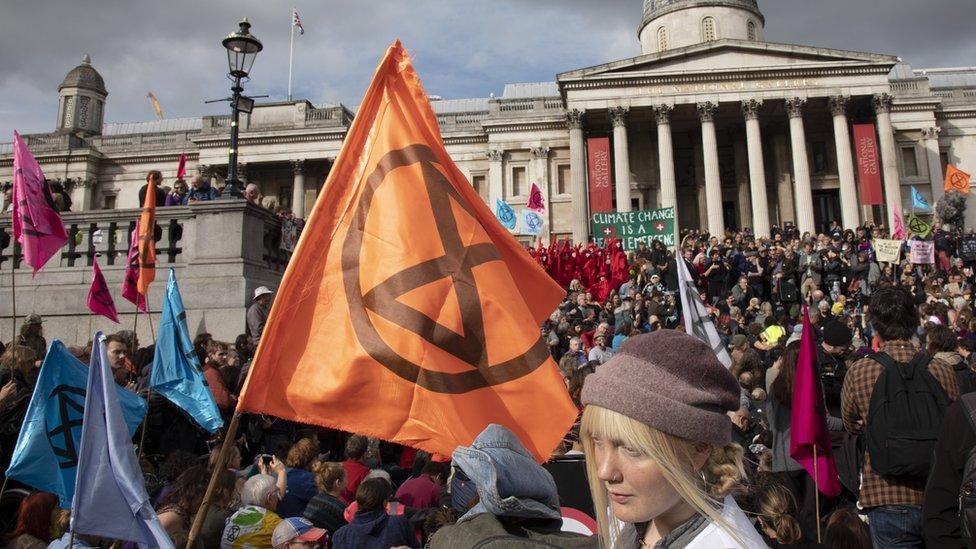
[{"left": 341, "top": 145, "right": 550, "bottom": 395}]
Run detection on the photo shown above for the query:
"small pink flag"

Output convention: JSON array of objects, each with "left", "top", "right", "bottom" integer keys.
[
  {"left": 11, "top": 131, "right": 68, "bottom": 276},
  {"left": 892, "top": 207, "right": 906, "bottom": 240},
  {"left": 790, "top": 305, "right": 842, "bottom": 497},
  {"left": 527, "top": 182, "right": 546, "bottom": 213},
  {"left": 87, "top": 257, "right": 119, "bottom": 323},
  {"left": 121, "top": 223, "right": 148, "bottom": 312},
  {"left": 176, "top": 152, "right": 187, "bottom": 180}
]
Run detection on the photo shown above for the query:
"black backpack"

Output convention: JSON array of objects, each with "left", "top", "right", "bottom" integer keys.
[
  {"left": 958, "top": 392, "right": 976, "bottom": 548},
  {"left": 864, "top": 351, "right": 948, "bottom": 478}
]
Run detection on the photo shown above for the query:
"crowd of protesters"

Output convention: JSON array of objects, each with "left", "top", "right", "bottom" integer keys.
[{"left": 4, "top": 216, "right": 976, "bottom": 547}]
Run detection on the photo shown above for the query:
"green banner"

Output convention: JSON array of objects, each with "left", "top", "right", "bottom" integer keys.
[{"left": 591, "top": 207, "right": 676, "bottom": 250}]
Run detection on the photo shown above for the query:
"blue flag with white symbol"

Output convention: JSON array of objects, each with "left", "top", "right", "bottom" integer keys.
[
  {"left": 495, "top": 198, "right": 517, "bottom": 231},
  {"left": 911, "top": 186, "right": 930, "bottom": 210},
  {"left": 522, "top": 210, "right": 543, "bottom": 235},
  {"left": 5, "top": 340, "right": 146, "bottom": 508},
  {"left": 151, "top": 269, "right": 223, "bottom": 433}
]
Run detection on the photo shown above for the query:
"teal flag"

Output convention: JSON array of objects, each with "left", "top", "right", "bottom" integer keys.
[
  {"left": 150, "top": 269, "right": 223, "bottom": 433},
  {"left": 5, "top": 341, "right": 147, "bottom": 508},
  {"left": 911, "top": 186, "right": 930, "bottom": 210},
  {"left": 495, "top": 198, "right": 517, "bottom": 231}
]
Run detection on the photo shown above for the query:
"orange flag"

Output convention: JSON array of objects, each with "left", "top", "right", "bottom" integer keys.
[
  {"left": 137, "top": 179, "right": 156, "bottom": 294},
  {"left": 237, "top": 41, "right": 576, "bottom": 461},
  {"left": 945, "top": 164, "right": 972, "bottom": 194}
]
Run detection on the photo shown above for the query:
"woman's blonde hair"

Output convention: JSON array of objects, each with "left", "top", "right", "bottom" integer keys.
[
  {"left": 755, "top": 481, "right": 801, "bottom": 544},
  {"left": 581, "top": 405, "right": 748, "bottom": 548}
]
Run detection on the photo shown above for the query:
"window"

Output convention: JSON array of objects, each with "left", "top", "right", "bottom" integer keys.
[
  {"left": 511, "top": 166, "right": 527, "bottom": 197},
  {"left": 103, "top": 195, "right": 116, "bottom": 210},
  {"left": 657, "top": 26, "right": 669, "bottom": 51},
  {"left": 747, "top": 21, "right": 757, "bottom": 41},
  {"left": 557, "top": 164, "right": 570, "bottom": 195},
  {"left": 702, "top": 17, "right": 717, "bottom": 41},
  {"left": 901, "top": 147, "right": 919, "bottom": 177},
  {"left": 471, "top": 174, "right": 487, "bottom": 201}
]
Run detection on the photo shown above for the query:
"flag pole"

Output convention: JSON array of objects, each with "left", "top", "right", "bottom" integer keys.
[
  {"left": 287, "top": 8, "right": 295, "bottom": 102},
  {"left": 137, "top": 308, "right": 157, "bottom": 461},
  {"left": 813, "top": 445, "right": 822, "bottom": 543},
  {"left": 186, "top": 411, "right": 242, "bottom": 548},
  {"left": 10, "top": 257, "right": 16, "bottom": 346}
]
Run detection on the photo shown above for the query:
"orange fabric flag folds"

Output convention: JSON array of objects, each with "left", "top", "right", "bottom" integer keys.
[
  {"left": 238, "top": 41, "right": 576, "bottom": 461},
  {"left": 945, "top": 164, "right": 972, "bottom": 194},
  {"left": 137, "top": 180, "right": 156, "bottom": 295}
]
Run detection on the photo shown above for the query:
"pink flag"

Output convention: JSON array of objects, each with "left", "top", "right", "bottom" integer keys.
[
  {"left": 527, "top": 182, "right": 546, "bottom": 213},
  {"left": 87, "top": 257, "right": 119, "bottom": 323},
  {"left": 121, "top": 223, "right": 148, "bottom": 312},
  {"left": 790, "top": 305, "right": 842, "bottom": 497},
  {"left": 176, "top": 152, "right": 187, "bottom": 180},
  {"left": 892, "top": 207, "right": 906, "bottom": 240},
  {"left": 11, "top": 131, "right": 68, "bottom": 276}
]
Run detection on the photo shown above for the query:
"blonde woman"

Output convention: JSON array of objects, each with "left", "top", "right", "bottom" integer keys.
[{"left": 580, "top": 330, "right": 767, "bottom": 548}]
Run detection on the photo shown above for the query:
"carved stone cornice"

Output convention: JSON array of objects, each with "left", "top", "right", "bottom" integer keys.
[
  {"left": 531, "top": 147, "right": 551, "bottom": 159},
  {"left": 829, "top": 96, "right": 850, "bottom": 117},
  {"left": 741, "top": 99, "right": 762, "bottom": 120},
  {"left": 442, "top": 135, "right": 489, "bottom": 145},
  {"left": 486, "top": 150, "right": 505, "bottom": 162},
  {"left": 697, "top": 101, "right": 718, "bottom": 123},
  {"left": 872, "top": 93, "right": 893, "bottom": 114},
  {"left": 565, "top": 109, "right": 584, "bottom": 130},
  {"left": 609, "top": 107, "right": 629, "bottom": 128},
  {"left": 291, "top": 159, "right": 306, "bottom": 176},
  {"left": 650, "top": 105, "right": 671, "bottom": 125},
  {"left": 786, "top": 98, "right": 806, "bottom": 119},
  {"left": 921, "top": 126, "right": 941, "bottom": 140}
]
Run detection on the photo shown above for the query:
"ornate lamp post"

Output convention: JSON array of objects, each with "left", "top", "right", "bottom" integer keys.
[{"left": 221, "top": 18, "right": 262, "bottom": 198}]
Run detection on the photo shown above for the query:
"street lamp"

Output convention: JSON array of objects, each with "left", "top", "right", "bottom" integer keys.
[{"left": 221, "top": 18, "right": 262, "bottom": 198}]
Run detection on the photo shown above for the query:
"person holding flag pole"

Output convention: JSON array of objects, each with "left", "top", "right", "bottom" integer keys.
[{"left": 288, "top": 8, "right": 304, "bottom": 101}]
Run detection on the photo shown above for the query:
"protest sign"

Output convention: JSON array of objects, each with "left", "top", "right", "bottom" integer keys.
[
  {"left": 591, "top": 207, "right": 675, "bottom": 250},
  {"left": 874, "top": 239, "right": 903, "bottom": 264},
  {"left": 910, "top": 240, "right": 935, "bottom": 264}
]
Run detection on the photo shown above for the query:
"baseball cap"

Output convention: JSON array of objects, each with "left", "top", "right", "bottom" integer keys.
[
  {"left": 271, "top": 517, "right": 326, "bottom": 547},
  {"left": 253, "top": 286, "right": 274, "bottom": 301}
]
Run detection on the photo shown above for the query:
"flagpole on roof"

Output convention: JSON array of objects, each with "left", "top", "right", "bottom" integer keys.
[{"left": 287, "top": 8, "right": 295, "bottom": 101}]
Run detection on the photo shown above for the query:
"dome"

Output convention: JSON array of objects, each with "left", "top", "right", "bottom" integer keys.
[
  {"left": 642, "top": 0, "right": 763, "bottom": 23},
  {"left": 58, "top": 55, "right": 107, "bottom": 95}
]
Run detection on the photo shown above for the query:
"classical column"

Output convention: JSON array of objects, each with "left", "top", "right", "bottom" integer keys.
[
  {"left": 698, "top": 101, "right": 725, "bottom": 237},
  {"left": 772, "top": 133, "right": 795, "bottom": 225},
  {"left": 829, "top": 96, "right": 860, "bottom": 230},
  {"left": 742, "top": 99, "right": 771, "bottom": 238},
  {"left": 610, "top": 107, "right": 632, "bottom": 212},
  {"left": 531, "top": 146, "right": 551, "bottom": 243},
  {"left": 486, "top": 149, "right": 504, "bottom": 206},
  {"left": 923, "top": 126, "right": 944, "bottom": 203},
  {"left": 874, "top": 93, "right": 903, "bottom": 232},
  {"left": 733, "top": 127, "right": 752, "bottom": 232},
  {"left": 291, "top": 159, "right": 306, "bottom": 218},
  {"left": 567, "top": 110, "right": 589, "bottom": 243},
  {"left": 654, "top": 105, "right": 678, "bottom": 215},
  {"left": 786, "top": 98, "right": 815, "bottom": 236}
]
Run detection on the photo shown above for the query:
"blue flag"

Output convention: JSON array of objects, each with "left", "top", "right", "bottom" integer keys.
[
  {"left": 495, "top": 198, "right": 517, "bottom": 230},
  {"left": 5, "top": 341, "right": 146, "bottom": 508},
  {"left": 151, "top": 269, "right": 223, "bottom": 433},
  {"left": 522, "top": 209, "right": 543, "bottom": 235},
  {"left": 71, "top": 333, "right": 173, "bottom": 548},
  {"left": 912, "top": 186, "right": 930, "bottom": 210}
]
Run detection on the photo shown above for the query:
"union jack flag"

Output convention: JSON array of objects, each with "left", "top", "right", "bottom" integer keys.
[{"left": 293, "top": 8, "right": 304, "bottom": 35}]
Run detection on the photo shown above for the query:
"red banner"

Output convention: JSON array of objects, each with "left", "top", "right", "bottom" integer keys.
[
  {"left": 586, "top": 137, "right": 613, "bottom": 214},
  {"left": 853, "top": 124, "right": 883, "bottom": 205}
]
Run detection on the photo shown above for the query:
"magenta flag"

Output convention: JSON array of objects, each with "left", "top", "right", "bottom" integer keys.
[
  {"left": 892, "top": 207, "right": 906, "bottom": 240},
  {"left": 87, "top": 257, "right": 119, "bottom": 323},
  {"left": 11, "top": 131, "right": 68, "bottom": 275},
  {"left": 790, "top": 305, "right": 842, "bottom": 497},
  {"left": 121, "top": 223, "right": 148, "bottom": 312},
  {"left": 527, "top": 182, "right": 546, "bottom": 213},
  {"left": 176, "top": 152, "right": 187, "bottom": 180}
]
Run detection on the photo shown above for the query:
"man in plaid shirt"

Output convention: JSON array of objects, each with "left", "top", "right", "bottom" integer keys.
[{"left": 842, "top": 286, "right": 959, "bottom": 548}]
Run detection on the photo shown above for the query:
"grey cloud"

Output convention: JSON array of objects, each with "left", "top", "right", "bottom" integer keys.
[{"left": 1, "top": 0, "right": 973, "bottom": 138}]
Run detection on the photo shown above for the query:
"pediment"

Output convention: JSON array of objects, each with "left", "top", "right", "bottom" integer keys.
[{"left": 558, "top": 39, "right": 898, "bottom": 82}]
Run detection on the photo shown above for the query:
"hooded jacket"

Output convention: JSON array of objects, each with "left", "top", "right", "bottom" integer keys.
[{"left": 330, "top": 509, "right": 417, "bottom": 549}]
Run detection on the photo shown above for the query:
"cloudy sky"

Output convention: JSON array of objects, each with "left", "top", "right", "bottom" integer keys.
[{"left": 1, "top": 0, "right": 974, "bottom": 138}]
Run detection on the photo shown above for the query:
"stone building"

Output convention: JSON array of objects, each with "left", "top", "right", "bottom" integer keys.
[{"left": 2, "top": 0, "right": 976, "bottom": 343}]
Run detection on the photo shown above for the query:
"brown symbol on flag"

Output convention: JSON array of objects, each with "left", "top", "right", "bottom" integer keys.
[{"left": 341, "top": 145, "right": 550, "bottom": 395}]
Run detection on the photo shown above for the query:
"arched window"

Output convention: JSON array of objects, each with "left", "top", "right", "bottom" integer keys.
[
  {"left": 747, "top": 21, "right": 757, "bottom": 41},
  {"left": 657, "top": 26, "right": 669, "bottom": 51},
  {"left": 702, "top": 16, "right": 717, "bottom": 41}
]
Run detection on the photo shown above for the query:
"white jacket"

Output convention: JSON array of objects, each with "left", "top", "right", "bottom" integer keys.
[{"left": 614, "top": 496, "right": 768, "bottom": 548}]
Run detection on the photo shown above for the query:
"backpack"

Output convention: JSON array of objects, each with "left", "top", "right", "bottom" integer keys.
[
  {"left": 958, "top": 392, "right": 976, "bottom": 548},
  {"left": 428, "top": 513, "right": 594, "bottom": 549},
  {"left": 780, "top": 279, "right": 798, "bottom": 303},
  {"left": 864, "top": 351, "right": 948, "bottom": 478}
]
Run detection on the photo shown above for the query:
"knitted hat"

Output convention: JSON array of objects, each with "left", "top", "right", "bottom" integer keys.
[
  {"left": 581, "top": 330, "right": 740, "bottom": 446},
  {"left": 823, "top": 321, "right": 853, "bottom": 347}
]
